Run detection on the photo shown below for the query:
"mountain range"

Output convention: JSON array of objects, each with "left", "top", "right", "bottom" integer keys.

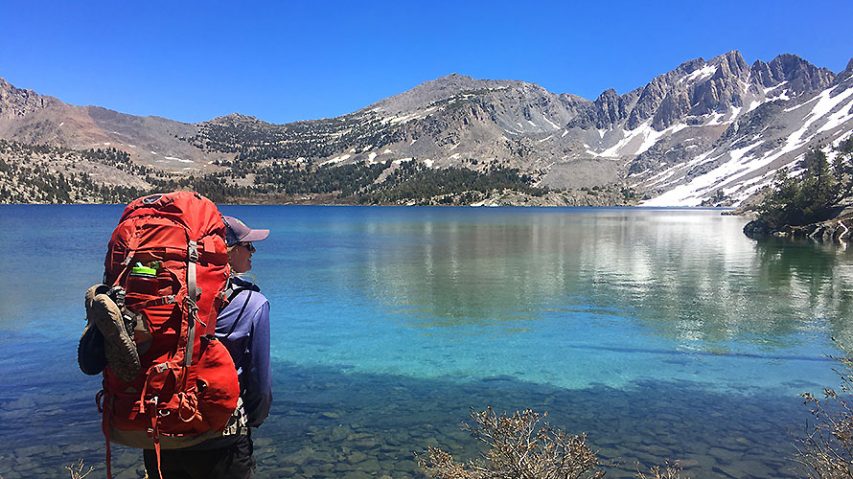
[{"left": 1, "top": 50, "right": 851, "bottom": 206}]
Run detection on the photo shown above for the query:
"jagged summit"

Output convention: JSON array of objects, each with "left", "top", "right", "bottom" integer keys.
[
  {"left": 568, "top": 88, "right": 633, "bottom": 130},
  {"left": 567, "top": 50, "right": 837, "bottom": 134},
  {"left": 674, "top": 57, "right": 707, "bottom": 73},
  {"left": 835, "top": 58, "right": 853, "bottom": 83},
  {"left": 751, "top": 54, "right": 835, "bottom": 93},
  {"left": 715, "top": 50, "right": 749, "bottom": 72}
]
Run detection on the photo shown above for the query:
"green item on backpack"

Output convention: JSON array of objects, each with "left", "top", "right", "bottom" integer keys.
[{"left": 130, "top": 263, "right": 157, "bottom": 277}]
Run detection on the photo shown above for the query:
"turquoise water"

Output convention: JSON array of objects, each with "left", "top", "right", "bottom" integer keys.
[{"left": 1, "top": 205, "right": 852, "bottom": 478}]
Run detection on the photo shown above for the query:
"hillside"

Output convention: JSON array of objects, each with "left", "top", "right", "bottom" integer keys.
[{"left": 1, "top": 51, "right": 850, "bottom": 206}]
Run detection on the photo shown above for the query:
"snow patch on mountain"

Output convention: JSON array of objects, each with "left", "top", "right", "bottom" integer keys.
[
  {"left": 705, "top": 111, "right": 729, "bottom": 125},
  {"left": 383, "top": 106, "right": 438, "bottom": 125},
  {"left": 744, "top": 99, "right": 762, "bottom": 113},
  {"left": 683, "top": 65, "right": 717, "bottom": 83},
  {"left": 787, "top": 87, "right": 853, "bottom": 149},
  {"left": 321, "top": 153, "right": 351, "bottom": 165},
  {"left": 642, "top": 141, "right": 766, "bottom": 206},
  {"left": 764, "top": 82, "right": 787, "bottom": 94},
  {"left": 643, "top": 123, "right": 847, "bottom": 207},
  {"left": 599, "top": 122, "right": 687, "bottom": 158},
  {"left": 775, "top": 90, "right": 791, "bottom": 102},
  {"left": 164, "top": 156, "right": 193, "bottom": 163},
  {"left": 817, "top": 104, "right": 853, "bottom": 134},
  {"left": 542, "top": 116, "right": 560, "bottom": 129}
]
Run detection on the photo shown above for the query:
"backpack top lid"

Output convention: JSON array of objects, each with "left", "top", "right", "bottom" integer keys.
[{"left": 119, "top": 191, "right": 226, "bottom": 241}]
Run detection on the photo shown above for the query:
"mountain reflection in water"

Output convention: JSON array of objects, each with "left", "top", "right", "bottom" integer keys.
[{"left": 327, "top": 209, "right": 853, "bottom": 352}]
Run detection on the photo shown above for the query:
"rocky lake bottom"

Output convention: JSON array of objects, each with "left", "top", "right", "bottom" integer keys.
[{"left": 0, "top": 344, "right": 819, "bottom": 478}]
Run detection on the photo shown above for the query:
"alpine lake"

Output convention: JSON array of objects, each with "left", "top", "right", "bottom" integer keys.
[{"left": 1, "top": 205, "right": 852, "bottom": 479}]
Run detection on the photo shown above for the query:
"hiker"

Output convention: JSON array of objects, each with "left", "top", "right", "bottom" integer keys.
[
  {"left": 80, "top": 193, "right": 274, "bottom": 478},
  {"left": 141, "top": 215, "right": 273, "bottom": 479}
]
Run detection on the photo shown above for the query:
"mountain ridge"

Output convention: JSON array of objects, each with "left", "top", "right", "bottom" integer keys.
[{"left": 1, "top": 50, "right": 851, "bottom": 206}]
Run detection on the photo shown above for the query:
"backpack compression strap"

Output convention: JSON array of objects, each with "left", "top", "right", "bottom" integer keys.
[
  {"left": 136, "top": 237, "right": 198, "bottom": 479},
  {"left": 185, "top": 240, "right": 199, "bottom": 368}
]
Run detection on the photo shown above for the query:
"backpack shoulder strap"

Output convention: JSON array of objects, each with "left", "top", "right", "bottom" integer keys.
[
  {"left": 222, "top": 278, "right": 261, "bottom": 337},
  {"left": 224, "top": 277, "right": 261, "bottom": 302}
]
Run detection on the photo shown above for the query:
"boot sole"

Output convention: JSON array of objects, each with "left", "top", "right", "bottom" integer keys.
[{"left": 90, "top": 294, "right": 141, "bottom": 383}]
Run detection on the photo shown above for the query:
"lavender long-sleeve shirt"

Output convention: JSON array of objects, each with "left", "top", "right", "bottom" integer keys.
[{"left": 216, "top": 276, "right": 272, "bottom": 427}]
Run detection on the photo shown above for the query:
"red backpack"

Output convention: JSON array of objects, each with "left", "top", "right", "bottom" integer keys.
[{"left": 98, "top": 192, "right": 240, "bottom": 477}]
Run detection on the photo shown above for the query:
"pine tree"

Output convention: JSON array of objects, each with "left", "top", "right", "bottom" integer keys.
[{"left": 757, "top": 149, "right": 845, "bottom": 228}]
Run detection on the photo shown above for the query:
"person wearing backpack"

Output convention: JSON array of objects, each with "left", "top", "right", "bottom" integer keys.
[
  {"left": 141, "top": 214, "right": 273, "bottom": 479},
  {"left": 80, "top": 194, "right": 274, "bottom": 478}
]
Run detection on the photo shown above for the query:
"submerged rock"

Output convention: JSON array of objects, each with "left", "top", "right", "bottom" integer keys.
[{"left": 742, "top": 218, "right": 771, "bottom": 238}]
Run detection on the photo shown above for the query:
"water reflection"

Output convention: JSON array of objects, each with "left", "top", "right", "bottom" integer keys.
[
  {"left": 754, "top": 239, "right": 853, "bottom": 351},
  {"left": 343, "top": 209, "right": 853, "bottom": 351}
]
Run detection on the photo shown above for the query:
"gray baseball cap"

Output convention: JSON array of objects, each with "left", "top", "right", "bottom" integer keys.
[{"left": 223, "top": 216, "right": 269, "bottom": 246}]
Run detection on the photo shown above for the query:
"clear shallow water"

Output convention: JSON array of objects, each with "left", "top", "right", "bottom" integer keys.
[{"left": 1, "top": 205, "right": 852, "bottom": 478}]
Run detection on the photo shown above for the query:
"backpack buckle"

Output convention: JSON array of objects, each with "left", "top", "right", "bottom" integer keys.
[{"left": 187, "top": 241, "right": 199, "bottom": 263}]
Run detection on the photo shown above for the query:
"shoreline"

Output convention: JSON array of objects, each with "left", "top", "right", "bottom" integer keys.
[{"left": 0, "top": 201, "right": 736, "bottom": 210}]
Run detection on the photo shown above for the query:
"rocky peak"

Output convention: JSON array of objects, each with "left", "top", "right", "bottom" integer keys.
[
  {"left": 749, "top": 60, "right": 775, "bottom": 87},
  {"left": 830, "top": 58, "right": 853, "bottom": 93},
  {"left": 685, "top": 51, "right": 750, "bottom": 120},
  {"left": 675, "top": 58, "right": 708, "bottom": 75},
  {"left": 833, "top": 58, "right": 853, "bottom": 84},
  {"left": 596, "top": 88, "right": 619, "bottom": 103},
  {"left": 0, "top": 77, "right": 60, "bottom": 120},
  {"left": 411, "top": 73, "right": 486, "bottom": 94},
  {"left": 627, "top": 67, "right": 684, "bottom": 129},
  {"left": 844, "top": 58, "right": 853, "bottom": 77},
  {"left": 371, "top": 73, "right": 519, "bottom": 115},
  {"left": 711, "top": 50, "right": 749, "bottom": 76},
  {"left": 627, "top": 51, "right": 753, "bottom": 130},
  {"left": 750, "top": 54, "right": 835, "bottom": 93},
  {"left": 591, "top": 88, "right": 631, "bottom": 128},
  {"left": 565, "top": 87, "right": 637, "bottom": 130}
]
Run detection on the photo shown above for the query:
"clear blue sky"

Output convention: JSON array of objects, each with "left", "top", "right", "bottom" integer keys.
[{"left": 1, "top": 0, "right": 850, "bottom": 124}]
